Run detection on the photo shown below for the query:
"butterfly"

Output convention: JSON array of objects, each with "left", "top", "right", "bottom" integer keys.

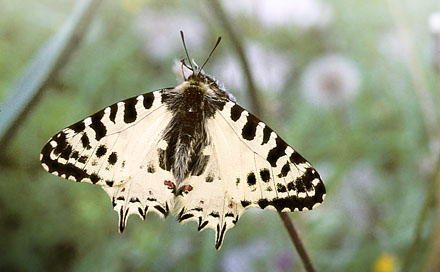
[{"left": 40, "top": 32, "right": 325, "bottom": 249}]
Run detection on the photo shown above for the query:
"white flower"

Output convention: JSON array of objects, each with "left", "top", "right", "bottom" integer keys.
[
  {"left": 300, "top": 54, "right": 361, "bottom": 108},
  {"left": 429, "top": 12, "right": 440, "bottom": 34},
  {"left": 377, "top": 31, "right": 409, "bottom": 64},
  {"left": 133, "top": 9, "right": 207, "bottom": 59},
  {"left": 212, "top": 42, "right": 291, "bottom": 94},
  {"left": 223, "top": 0, "right": 333, "bottom": 30}
]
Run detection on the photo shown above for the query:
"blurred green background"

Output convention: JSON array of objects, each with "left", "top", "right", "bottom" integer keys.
[{"left": 1, "top": 0, "right": 439, "bottom": 271}]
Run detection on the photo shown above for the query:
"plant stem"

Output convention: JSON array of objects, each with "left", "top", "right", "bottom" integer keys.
[
  {"left": 278, "top": 212, "right": 316, "bottom": 272},
  {"left": 207, "top": 0, "right": 261, "bottom": 118}
]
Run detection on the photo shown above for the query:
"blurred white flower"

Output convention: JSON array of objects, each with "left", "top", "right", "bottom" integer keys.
[
  {"left": 429, "top": 12, "right": 440, "bottom": 70},
  {"left": 429, "top": 11, "right": 440, "bottom": 34},
  {"left": 223, "top": 0, "right": 333, "bottom": 30},
  {"left": 212, "top": 42, "right": 291, "bottom": 93},
  {"left": 133, "top": 9, "right": 207, "bottom": 59},
  {"left": 300, "top": 54, "right": 361, "bottom": 108},
  {"left": 377, "top": 31, "right": 409, "bottom": 64}
]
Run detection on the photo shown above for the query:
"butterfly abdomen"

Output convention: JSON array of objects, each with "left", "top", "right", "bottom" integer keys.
[{"left": 160, "top": 84, "right": 225, "bottom": 187}]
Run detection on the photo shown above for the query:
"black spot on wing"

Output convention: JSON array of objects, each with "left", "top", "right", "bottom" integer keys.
[
  {"left": 290, "top": 151, "right": 307, "bottom": 164},
  {"left": 260, "top": 169, "right": 271, "bottom": 182},
  {"left": 143, "top": 92, "right": 154, "bottom": 109},
  {"left": 301, "top": 168, "right": 321, "bottom": 191},
  {"left": 129, "top": 197, "right": 140, "bottom": 203},
  {"left": 71, "top": 151, "right": 79, "bottom": 159},
  {"left": 41, "top": 142, "right": 90, "bottom": 182},
  {"left": 225, "top": 212, "right": 234, "bottom": 218},
  {"left": 69, "top": 120, "right": 86, "bottom": 133},
  {"left": 106, "top": 180, "right": 114, "bottom": 187},
  {"left": 123, "top": 98, "right": 137, "bottom": 123},
  {"left": 256, "top": 175, "right": 325, "bottom": 212},
  {"left": 278, "top": 162, "right": 291, "bottom": 178},
  {"left": 138, "top": 207, "right": 145, "bottom": 219},
  {"left": 78, "top": 156, "right": 88, "bottom": 164},
  {"left": 242, "top": 114, "right": 259, "bottom": 141},
  {"left": 96, "top": 145, "right": 107, "bottom": 158},
  {"left": 295, "top": 181, "right": 306, "bottom": 193},
  {"left": 262, "top": 125, "right": 272, "bottom": 145},
  {"left": 178, "top": 213, "right": 194, "bottom": 222},
  {"left": 241, "top": 200, "right": 251, "bottom": 208},
  {"left": 147, "top": 163, "right": 155, "bottom": 173},
  {"left": 158, "top": 148, "right": 171, "bottom": 171},
  {"left": 80, "top": 134, "right": 90, "bottom": 149},
  {"left": 276, "top": 183, "right": 287, "bottom": 193},
  {"left": 267, "top": 137, "right": 288, "bottom": 167},
  {"left": 119, "top": 207, "right": 129, "bottom": 233},
  {"left": 209, "top": 212, "right": 220, "bottom": 218},
  {"left": 90, "top": 173, "right": 100, "bottom": 184},
  {"left": 236, "top": 178, "right": 240, "bottom": 185},
  {"left": 258, "top": 198, "right": 269, "bottom": 209},
  {"left": 247, "top": 172, "right": 256, "bottom": 186},
  {"left": 215, "top": 223, "right": 227, "bottom": 250},
  {"left": 90, "top": 110, "right": 106, "bottom": 141},
  {"left": 53, "top": 132, "right": 68, "bottom": 155},
  {"left": 108, "top": 152, "right": 118, "bottom": 165},
  {"left": 60, "top": 145, "right": 72, "bottom": 160},
  {"left": 205, "top": 175, "right": 214, "bottom": 183},
  {"left": 198, "top": 219, "right": 209, "bottom": 231},
  {"left": 154, "top": 205, "right": 168, "bottom": 217},
  {"left": 230, "top": 104, "right": 243, "bottom": 122},
  {"left": 109, "top": 103, "right": 117, "bottom": 123}
]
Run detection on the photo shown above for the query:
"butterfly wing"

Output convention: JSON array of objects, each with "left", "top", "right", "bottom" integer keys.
[
  {"left": 174, "top": 101, "right": 325, "bottom": 249},
  {"left": 40, "top": 89, "right": 178, "bottom": 231}
]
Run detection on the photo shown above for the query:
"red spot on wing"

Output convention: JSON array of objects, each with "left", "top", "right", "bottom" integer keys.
[
  {"left": 164, "top": 180, "right": 175, "bottom": 189},
  {"left": 121, "top": 188, "right": 125, "bottom": 192},
  {"left": 183, "top": 185, "right": 193, "bottom": 192}
]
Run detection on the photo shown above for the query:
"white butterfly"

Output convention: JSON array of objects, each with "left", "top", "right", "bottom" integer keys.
[{"left": 40, "top": 33, "right": 325, "bottom": 249}]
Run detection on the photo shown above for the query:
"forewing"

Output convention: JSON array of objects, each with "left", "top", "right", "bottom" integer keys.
[{"left": 40, "top": 89, "right": 177, "bottom": 231}]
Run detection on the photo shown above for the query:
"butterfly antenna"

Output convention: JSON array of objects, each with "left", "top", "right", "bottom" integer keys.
[
  {"left": 180, "top": 31, "right": 195, "bottom": 72},
  {"left": 199, "top": 36, "right": 222, "bottom": 73}
]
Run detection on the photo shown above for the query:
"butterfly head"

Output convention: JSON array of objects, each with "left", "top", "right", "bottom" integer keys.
[{"left": 178, "top": 31, "right": 235, "bottom": 102}]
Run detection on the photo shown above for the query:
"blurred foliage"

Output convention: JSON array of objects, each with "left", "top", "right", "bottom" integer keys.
[{"left": 0, "top": 0, "right": 439, "bottom": 271}]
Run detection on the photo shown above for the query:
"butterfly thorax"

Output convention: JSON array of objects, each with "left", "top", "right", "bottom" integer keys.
[{"left": 160, "top": 76, "right": 228, "bottom": 190}]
